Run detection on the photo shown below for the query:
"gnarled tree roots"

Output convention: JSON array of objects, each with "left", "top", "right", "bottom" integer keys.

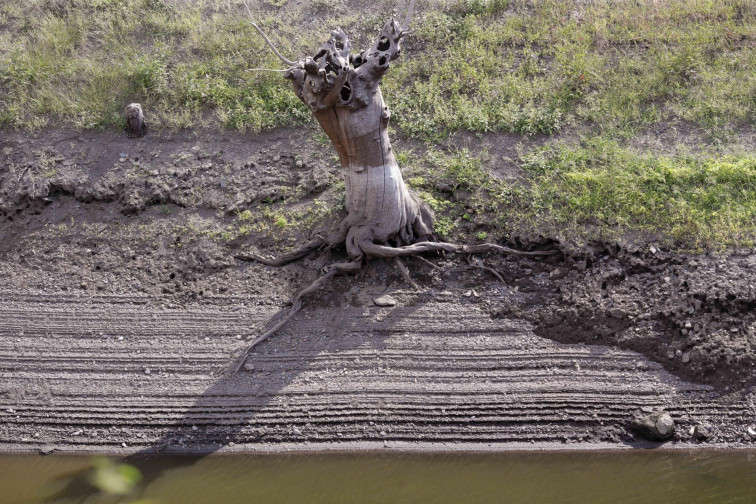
[{"left": 231, "top": 239, "right": 557, "bottom": 373}]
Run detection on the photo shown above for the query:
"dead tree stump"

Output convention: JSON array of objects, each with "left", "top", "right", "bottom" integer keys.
[{"left": 232, "top": 1, "right": 558, "bottom": 366}]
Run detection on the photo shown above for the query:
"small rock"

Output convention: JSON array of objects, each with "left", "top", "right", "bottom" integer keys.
[
  {"left": 121, "top": 442, "right": 127, "bottom": 448},
  {"left": 373, "top": 295, "right": 396, "bottom": 307},
  {"left": 39, "top": 446, "right": 55, "bottom": 455},
  {"left": 244, "top": 362, "right": 255, "bottom": 372},
  {"left": 675, "top": 349, "right": 682, "bottom": 357},
  {"left": 608, "top": 307, "right": 625, "bottom": 319},
  {"left": 228, "top": 441, "right": 235, "bottom": 447},
  {"left": 748, "top": 426, "right": 756, "bottom": 438},
  {"left": 463, "top": 290, "right": 472, "bottom": 297},
  {"left": 681, "top": 352, "right": 691, "bottom": 364},
  {"left": 667, "top": 351, "right": 675, "bottom": 360},
  {"left": 630, "top": 410, "right": 676, "bottom": 441},
  {"left": 144, "top": 368, "right": 151, "bottom": 375},
  {"left": 691, "top": 425, "right": 711, "bottom": 442},
  {"left": 291, "top": 427, "right": 302, "bottom": 436}
]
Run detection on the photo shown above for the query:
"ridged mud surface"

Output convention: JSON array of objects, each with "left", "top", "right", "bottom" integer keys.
[{"left": 1, "top": 289, "right": 753, "bottom": 453}]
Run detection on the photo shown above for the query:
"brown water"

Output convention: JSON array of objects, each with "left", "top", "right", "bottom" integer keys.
[{"left": 1, "top": 450, "right": 755, "bottom": 504}]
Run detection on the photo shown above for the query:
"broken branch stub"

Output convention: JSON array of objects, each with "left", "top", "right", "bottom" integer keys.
[{"left": 125, "top": 103, "right": 148, "bottom": 138}]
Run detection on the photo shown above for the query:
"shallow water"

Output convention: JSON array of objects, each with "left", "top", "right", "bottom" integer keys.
[{"left": 1, "top": 450, "right": 755, "bottom": 504}]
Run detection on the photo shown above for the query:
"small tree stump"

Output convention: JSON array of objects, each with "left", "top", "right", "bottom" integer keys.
[{"left": 125, "top": 103, "right": 148, "bottom": 138}]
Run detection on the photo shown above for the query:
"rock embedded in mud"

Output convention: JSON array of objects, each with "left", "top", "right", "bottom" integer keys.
[
  {"left": 630, "top": 410, "right": 676, "bottom": 441},
  {"left": 691, "top": 425, "right": 711, "bottom": 442},
  {"left": 373, "top": 295, "right": 397, "bottom": 307}
]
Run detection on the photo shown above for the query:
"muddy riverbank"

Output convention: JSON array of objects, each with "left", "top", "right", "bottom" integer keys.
[{"left": 0, "top": 129, "right": 754, "bottom": 453}]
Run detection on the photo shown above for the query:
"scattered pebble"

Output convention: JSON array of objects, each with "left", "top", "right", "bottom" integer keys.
[
  {"left": 691, "top": 425, "right": 711, "bottom": 441},
  {"left": 144, "top": 368, "right": 151, "bottom": 375},
  {"left": 244, "top": 362, "right": 255, "bottom": 372},
  {"left": 373, "top": 295, "right": 396, "bottom": 307},
  {"left": 748, "top": 426, "right": 756, "bottom": 438}
]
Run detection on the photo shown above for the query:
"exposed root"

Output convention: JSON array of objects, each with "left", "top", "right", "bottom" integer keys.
[
  {"left": 230, "top": 298, "right": 303, "bottom": 375},
  {"left": 231, "top": 238, "right": 556, "bottom": 372},
  {"left": 394, "top": 257, "right": 419, "bottom": 290},
  {"left": 464, "top": 262, "right": 506, "bottom": 284},
  {"left": 465, "top": 257, "right": 506, "bottom": 283},
  {"left": 415, "top": 255, "right": 443, "bottom": 271},
  {"left": 231, "top": 258, "right": 362, "bottom": 374},
  {"left": 359, "top": 240, "right": 559, "bottom": 259},
  {"left": 235, "top": 236, "right": 326, "bottom": 266}
]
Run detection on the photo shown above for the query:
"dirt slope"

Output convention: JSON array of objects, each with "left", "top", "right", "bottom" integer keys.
[{"left": 0, "top": 129, "right": 755, "bottom": 453}]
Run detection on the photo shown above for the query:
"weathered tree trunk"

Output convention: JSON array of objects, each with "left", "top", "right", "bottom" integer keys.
[{"left": 284, "top": 19, "right": 434, "bottom": 261}]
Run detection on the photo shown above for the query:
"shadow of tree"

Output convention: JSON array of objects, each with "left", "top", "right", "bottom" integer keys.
[{"left": 44, "top": 259, "right": 427, "bottom": 502}]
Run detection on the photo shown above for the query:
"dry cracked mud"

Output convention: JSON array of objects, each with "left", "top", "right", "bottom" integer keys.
[{"left": 0, "top": 129, "right": 754, "bottom": 454}]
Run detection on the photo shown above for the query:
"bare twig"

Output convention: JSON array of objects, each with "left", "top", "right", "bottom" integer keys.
[
  {"left": 245, "top": 68, "right": 290, "bottom": 72},
  {"left": 401, "top": 0, "right": 417, "bottom": 32},
  {"left": 241, "top": 0, "right": 296, "bottom": 67}
]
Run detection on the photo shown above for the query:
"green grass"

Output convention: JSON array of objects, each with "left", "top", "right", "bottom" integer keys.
[
  {"left": 401, "top": 141, "right": 756, "bottom": 249},
  {"left": 1, "top": 0, "right": 753, "bottom": 135},
  {"left": 1, "top": 0, "right": 755, "bottom": 249},
  {"left": 520, "top": 140, "right": 756, "bottom": 248}
]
